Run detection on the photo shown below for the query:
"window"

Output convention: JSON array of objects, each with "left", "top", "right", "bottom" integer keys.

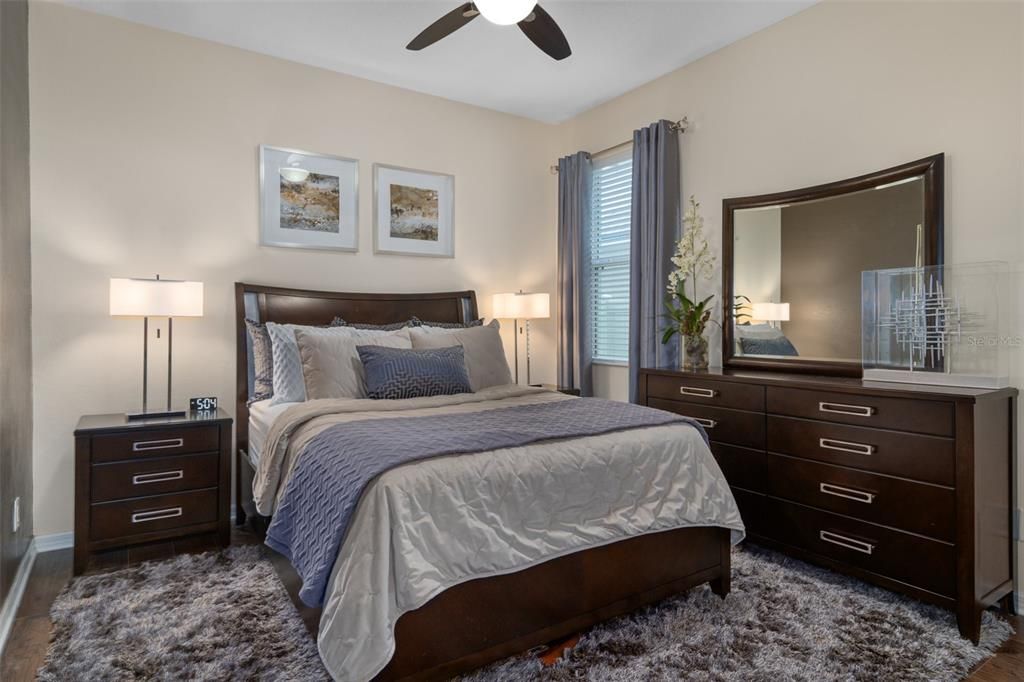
[{"left": 587, "top": 148, "right": 633, "bottom": 363}]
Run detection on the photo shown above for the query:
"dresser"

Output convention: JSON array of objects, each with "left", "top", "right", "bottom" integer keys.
[
  {"left": 639, "top": 367, "right": 1017, "bottom": 643},
  {"left": 74, "top": 409, "right": 232, "bottom": 574}
]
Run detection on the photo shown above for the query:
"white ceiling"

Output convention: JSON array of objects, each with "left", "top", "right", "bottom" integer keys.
[{"left": 63, "top": 0, "right": 816, "bottom": 124}]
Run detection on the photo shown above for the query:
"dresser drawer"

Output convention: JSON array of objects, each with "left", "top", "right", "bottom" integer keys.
[
  {"left": 90, "top": 488, "right": 218, "bottom": 541},
  {"left": 646, "top": 375, "right": 765, "bottom": 411},
  {"left": 766, "top": 416, "right": 954, "bottom": 486},
  {"left": 91, "top": 453, "right": 220, "bottom": 503},
  {"left": 710, "top": 443, "right": 766, "bottom": 493},
  {"left": 90, "top": 426, "right": 220, "bottom": 463},
  {"left": 767, "top": 386, "right": 954, "bottom": 437},
  {"left": 649, "top": 399, "right": 764, "bottom": 449},
  {"left": 765, "top": 454, "right": 955, "bottom": 541},
  {"left": 768, "top": 497, "right": 955, "bottom": 597}
]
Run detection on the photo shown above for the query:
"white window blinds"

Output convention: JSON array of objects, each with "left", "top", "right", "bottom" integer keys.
[{"left": 587, "top": 149, "right": 633, "bottom": 363}]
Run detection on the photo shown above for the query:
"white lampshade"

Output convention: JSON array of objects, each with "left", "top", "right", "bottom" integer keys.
[
  {"left": 110, "top": 278, "right": 204, "bottom": 317},
  {"left": 751, "top": 302, "right": 790, "bottom": 322},
  {"left": 475, "top": 0, "right": 536, "bottom": 25},
  {"left": 492, "top": 292, "right": 550, "bottom": 320}
]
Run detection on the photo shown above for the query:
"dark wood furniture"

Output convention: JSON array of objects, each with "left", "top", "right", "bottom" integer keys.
[
  {"left": 73, "top": 409, "right": 232, "bottom": 575},
  {"left": 640, "top": 367, "right": 1016, "bottom": 643},
  {"left": 722, "top": 153, "right": 944, "bottom": 377},
  {"left": 235, "top": 282, "right": 732, "bottom": 681}
]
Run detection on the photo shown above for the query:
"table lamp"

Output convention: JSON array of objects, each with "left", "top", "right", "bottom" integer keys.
[
  {"left": 751, "top": 302, "right": 790, "bottom": 329},
  {"left": 110, "top": 275, "right": 204, "bottom": 419},
  {"left": 492, "top": 291, "right": 550, "bottom": 385}
]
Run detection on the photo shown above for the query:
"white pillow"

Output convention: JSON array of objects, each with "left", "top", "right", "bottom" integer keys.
[
  {"left": 409, "top": 320, "right": 512, "bottom": 391},
  {"left": 266, "top": 322, "right": 321, "bottom": 405},
  {"left": 295, "top": 327, "right": 412, "bottom": 399}
]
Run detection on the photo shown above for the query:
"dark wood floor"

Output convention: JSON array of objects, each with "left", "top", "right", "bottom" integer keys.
[{"left": 2, "top": 530, "right": 1022, "bottom": 681}]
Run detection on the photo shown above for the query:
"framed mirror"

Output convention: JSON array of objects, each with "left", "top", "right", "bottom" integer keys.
[{"left": 723, "top": 154, "right": 944, "bottom": 376}]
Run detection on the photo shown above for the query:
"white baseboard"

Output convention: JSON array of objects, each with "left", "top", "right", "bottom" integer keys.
[
  {"left": 0, "top": 538, "right": 38, "bottom": 658},
  {"left": 34, "top": 531, "right": 73, "bottom": 553}
]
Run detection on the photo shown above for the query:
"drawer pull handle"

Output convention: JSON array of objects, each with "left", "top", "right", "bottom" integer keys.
[
  {"left": 820, "top": 530, "right": 874, "bottom": 555},
  {"left": 680, "top": 387, "right": 717, "bottom": 398},
  {"left": 819, "top": 401, "right": 875, "bottom": 417},
  {"left": 132, "top": 438, "right": 184, "bottom": 452},
  {"left": 819, "top": 483, "right": 876, "bottom": 504},
  {"left": 693, "top": 417, "right": 717, "bottom": 429},
  {"left": 819, "top": 438, "right": 876, "bottom": 456},
  {"left": 132, "top": 470, "right": 184, "bottom": 485},
  {"left": 131, "top": 507, "right": 183, "bottom": 524}
]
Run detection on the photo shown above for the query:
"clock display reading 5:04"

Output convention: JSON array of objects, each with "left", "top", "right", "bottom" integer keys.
[{"left": 189, "top": 397, "right": 218, "bottom": 411}]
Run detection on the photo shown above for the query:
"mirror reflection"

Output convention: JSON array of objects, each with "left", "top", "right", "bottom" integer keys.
[{"left": 732, "top": 176, "right": 926, "bottom": 363}]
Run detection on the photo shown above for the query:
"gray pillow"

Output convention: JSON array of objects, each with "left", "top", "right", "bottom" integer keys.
[
  {"left": 244, "top": 319, "right": 274, "bottom": 403},
  {"left": 409, "top": 320, "right": 512, "bottom": 391},
  {"left": 357, "top": 345, "right": 472, "bottom": 399},
  {"left": 331, "top": 317, "right": 417, "bottom": 331},
  {"left": 295, "top": 327, "right": 413, "bottom": 399}
]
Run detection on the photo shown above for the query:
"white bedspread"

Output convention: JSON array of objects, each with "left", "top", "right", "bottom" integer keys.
[{"left": 255, "top": 386, "right": 744, "bottom": 681}]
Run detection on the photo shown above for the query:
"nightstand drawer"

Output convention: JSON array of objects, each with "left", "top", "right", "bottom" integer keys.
[
  {"left": 91, "top": 426, "right": 220, "bottom": 463},
  {"left": 90, "top": 488, "right": 218, "bottom": 541},
  {"left": 91, "top": 453, "right": 220, "bottom": 503}
]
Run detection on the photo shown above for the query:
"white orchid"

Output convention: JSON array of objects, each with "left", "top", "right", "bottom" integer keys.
[{"left": 663, "top": 196, "right": 717, "bottom": 344}]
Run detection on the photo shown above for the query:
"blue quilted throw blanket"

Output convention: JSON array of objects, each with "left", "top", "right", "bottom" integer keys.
[{"left": 265, "top": 397, "right": 704, "bottom": 607}]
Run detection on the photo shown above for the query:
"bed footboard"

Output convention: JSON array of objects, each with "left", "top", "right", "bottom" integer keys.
[{"left": 376, "top": 525, "right": 731, "bottom": 681}]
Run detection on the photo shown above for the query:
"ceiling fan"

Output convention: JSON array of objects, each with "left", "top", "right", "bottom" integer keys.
[{"left": 407, "top": 1, "right": 571, "bottom": 61}]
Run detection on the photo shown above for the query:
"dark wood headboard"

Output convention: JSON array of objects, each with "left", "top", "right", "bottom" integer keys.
[{"left": 233, "top": 282, "right": 478, "bottom": 456}]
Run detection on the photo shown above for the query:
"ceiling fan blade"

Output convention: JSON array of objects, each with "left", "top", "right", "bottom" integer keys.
[
  {"left": 407, "top": 3, "right": 479, "bottom": 51},
  {"left": 518, "top": 4, "right": 571, "bottom": 61}
]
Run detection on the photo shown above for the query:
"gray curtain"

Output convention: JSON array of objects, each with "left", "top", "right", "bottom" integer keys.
[
  {"left": 629, "top": 120, "right": 681, "bottom": 403},
  {"left": 556, "top": 151, "right": 594, "bottom": 396}
]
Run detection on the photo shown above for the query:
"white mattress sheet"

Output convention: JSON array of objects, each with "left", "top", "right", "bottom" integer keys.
[{"left": 247, "top": 399, "right": 295, "bottom": 468}]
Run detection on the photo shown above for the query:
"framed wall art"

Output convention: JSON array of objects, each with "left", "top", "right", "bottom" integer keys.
[
  {"left": 259, "top": 145, "right": 359, "bottom": 251},
  {"left": 373, "top": 163, "right": 454, "bottom": 257}
]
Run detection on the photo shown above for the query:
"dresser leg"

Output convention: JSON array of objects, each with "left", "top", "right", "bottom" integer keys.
[
  {"left": 999, "top": 592, "right": 1017, "bottom": 616},
  {"left": 956, "top": 603, "right": 982, "bottom": 645},
  {"left": 710, "top": 574, "right": 730, "bottom": 599}
]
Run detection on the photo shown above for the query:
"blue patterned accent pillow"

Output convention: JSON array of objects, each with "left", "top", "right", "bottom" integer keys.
[{"left": 357, "top": 345, "right": 472, "bottom": 399}]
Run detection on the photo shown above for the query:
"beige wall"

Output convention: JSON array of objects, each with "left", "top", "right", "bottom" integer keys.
[
  {"left": 28, "top": 0, "right": 1024, "bottom": 597},
  {"left": 0, "top": 0, "right": 33, "bottom": 605},
  {"left": 29, "top": 2, "right": 557, "bottom": 536},
  {"left": 557, "top": 0, "right": 1022, "bottom": 396},
  {"left": 557, "top": 0, "right": 1022, "bottom": 593}
]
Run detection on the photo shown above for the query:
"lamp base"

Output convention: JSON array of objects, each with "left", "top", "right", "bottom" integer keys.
[{"left": 126, "top": 408, "right": 187, "bottom": 421}]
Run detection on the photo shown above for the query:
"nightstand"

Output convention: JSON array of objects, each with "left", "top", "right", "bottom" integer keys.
[{"left": 73, "top": 409, "right": 232, "bottom": 574}]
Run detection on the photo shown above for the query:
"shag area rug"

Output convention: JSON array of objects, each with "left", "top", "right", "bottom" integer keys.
[
  {"left": 38, "top": 546, "right": 328, "bottom": 681},
  {"left": 40, "top": 544, "right": 1011, "bottom": 681}
]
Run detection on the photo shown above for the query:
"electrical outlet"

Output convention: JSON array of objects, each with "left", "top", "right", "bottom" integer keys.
[{"left": 12, "top": 496, "right": 20, "bottom": 534}]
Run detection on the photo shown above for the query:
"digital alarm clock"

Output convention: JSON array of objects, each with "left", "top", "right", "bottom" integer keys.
[{"left": 189, "top": 396, "right": 218, "bottom": 412}]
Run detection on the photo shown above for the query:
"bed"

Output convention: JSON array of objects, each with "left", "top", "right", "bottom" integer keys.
[{"left": 234, "top": 282, "right": 743, "bottom": 681}]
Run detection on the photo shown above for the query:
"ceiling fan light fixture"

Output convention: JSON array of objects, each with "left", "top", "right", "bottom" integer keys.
[{"left": 474, "top": 0, "right": 536, "bottom": 26}]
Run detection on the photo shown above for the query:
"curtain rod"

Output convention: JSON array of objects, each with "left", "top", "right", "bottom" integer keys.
[{"left": 550, "top": 116, "right": 688, "bottom": 175}]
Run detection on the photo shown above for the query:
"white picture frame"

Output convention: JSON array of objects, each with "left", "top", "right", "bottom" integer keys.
[
  {"left": 373, "top": 163, "right": 454, "bottom": 258},
  {"left": 259, "top": 145, "right": 359, "bottom": 252}
]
